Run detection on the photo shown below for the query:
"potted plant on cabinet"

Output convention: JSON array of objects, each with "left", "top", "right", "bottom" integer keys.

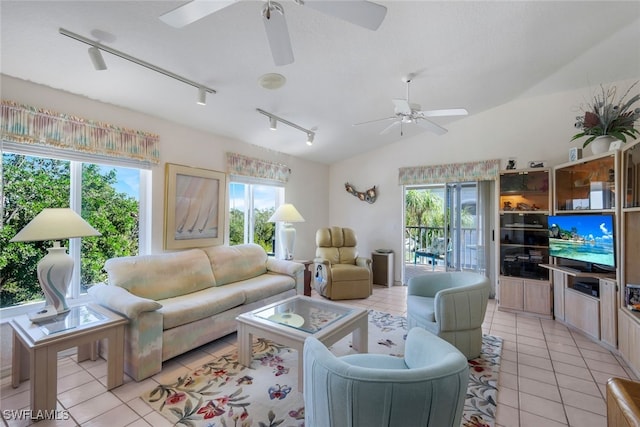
[{"left": 572, "top": 81, "right": 640, "bottom": 154}]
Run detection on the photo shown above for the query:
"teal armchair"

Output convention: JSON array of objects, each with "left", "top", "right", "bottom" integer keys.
[
  {"left": 407, "top": 271, "right": 491, "bottom": 359},
  {"left": 303, "top": 327, "right": 469, "bottom": 427}
]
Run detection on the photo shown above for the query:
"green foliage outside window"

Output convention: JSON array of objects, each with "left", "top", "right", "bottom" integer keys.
[
  {"left": 1, "top": 154, "right": 140, "bottom": 308},
  {"left": 229, "top": 207, "right": 275, "bottom": 254}
]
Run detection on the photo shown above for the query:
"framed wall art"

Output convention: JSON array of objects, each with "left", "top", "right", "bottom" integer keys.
[{"left": 164, "top": 163, "right": 226, "bottom": 250}]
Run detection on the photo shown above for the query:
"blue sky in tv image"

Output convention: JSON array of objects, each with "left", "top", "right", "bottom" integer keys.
[{"left": 548, "top": 214, "right": 615, "bottom": 267}]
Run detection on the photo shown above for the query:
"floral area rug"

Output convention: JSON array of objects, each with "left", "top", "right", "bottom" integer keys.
[{"left": 142, "top": 310, "right": 502, "bottom": 427}]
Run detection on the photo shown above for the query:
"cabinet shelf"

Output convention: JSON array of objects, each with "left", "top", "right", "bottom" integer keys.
[
  {"left": 501, "top": 243, "right": 548, "bottom": 249},
  {"left": 497, "top": 168, "right": 552, "bottom": 318}
]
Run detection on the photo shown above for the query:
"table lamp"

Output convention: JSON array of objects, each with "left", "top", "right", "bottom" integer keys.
[
  {"left": 10, "top": 208, "right": 101, "bottom": 322},
  {"left": 268, "top": 203, "right": 305, "bottom": 260}
]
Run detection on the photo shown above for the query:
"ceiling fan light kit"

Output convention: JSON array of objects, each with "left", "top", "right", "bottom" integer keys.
[{"left": 353, "top": 74, "right": 469, "bottom": 136}]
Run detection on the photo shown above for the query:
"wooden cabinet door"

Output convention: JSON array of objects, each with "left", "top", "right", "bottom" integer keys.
[
  {"left": 565, "top": 289, "right": 600, "bottom": 340},
  {"left": 499, "top": 276, "right": 524, "bottom": 310},
  {"left": 524, "top": 279, "right": 551, "bottom": 315}
]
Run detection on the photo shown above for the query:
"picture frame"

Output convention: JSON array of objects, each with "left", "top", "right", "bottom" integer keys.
[{"left": 164, "top": 163, "right": 226, "bottom": 250}]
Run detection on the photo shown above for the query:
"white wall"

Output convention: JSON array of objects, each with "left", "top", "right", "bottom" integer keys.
[
  {"left": 1, "top": 75, "right": 329, "bottom": 260},
  {"left": 4, "top": 75, "right": 639, "bottom": 276},
  {"left": 329, "top": 78, "right": 640, "bottom": 285}
]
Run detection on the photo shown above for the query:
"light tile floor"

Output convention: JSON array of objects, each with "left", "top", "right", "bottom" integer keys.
[{"left": 1, "top": 285, "right": 637, "bottom": 426}]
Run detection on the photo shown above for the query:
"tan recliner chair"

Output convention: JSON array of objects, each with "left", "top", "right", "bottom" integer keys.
[{"left": 313, "top": 227, "right": 372, "bottom": 300}]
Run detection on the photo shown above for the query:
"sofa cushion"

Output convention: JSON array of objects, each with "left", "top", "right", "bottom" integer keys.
[
  {"left": 105, "top": 249, "right": 215, "bottom": 300},
  {"left": 407, "top": 295, "right": 436, "bottom": 323},
  {"left": 203, "top": 244, "right": 267, "bottom": 286},
  {"left": 223, "top": 273, "right": 296, "bottom": 304},
  {"left": 159, "top": 286, "right": 246, "bottom": 330},
  {"left": 331, "top": 264, "right": 370, "bottom": 281}
]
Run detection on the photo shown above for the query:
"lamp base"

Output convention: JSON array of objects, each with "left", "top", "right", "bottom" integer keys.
[
  {"left": 28, "top": 305, "right": 61, "bottom": 322},
  {"left": 37, "top": 243, "right": 73, "bottom": 315},
  {"left": 280, "top": 223, "right": 296, "bottom": 260}
]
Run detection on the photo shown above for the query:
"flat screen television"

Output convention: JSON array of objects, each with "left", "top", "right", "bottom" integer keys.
[{"left": 548, "top": 214, "right": 615, "bottom": 270}]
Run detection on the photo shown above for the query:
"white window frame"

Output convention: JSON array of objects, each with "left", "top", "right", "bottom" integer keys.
[
  {"left": 0, "top": 146, "right": 151, "bottom": 321},
  {"left": 229, "top": 179, "right": 284, "bottom": 256}
]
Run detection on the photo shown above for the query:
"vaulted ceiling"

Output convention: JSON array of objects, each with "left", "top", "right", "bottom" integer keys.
[{"left": 2, "top": 1, "right": 639, "bottom": 164}]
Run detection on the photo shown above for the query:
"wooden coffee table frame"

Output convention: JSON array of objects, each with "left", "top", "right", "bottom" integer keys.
[
  {"left": 10, "top": 304, "right": 127, "bottom": 417},
  {"left": 236, "top": 295, "right": 368, "bottom": 390}
]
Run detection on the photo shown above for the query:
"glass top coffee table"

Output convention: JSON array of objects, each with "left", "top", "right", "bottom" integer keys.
[{"left": 236, "top": 295, "right": 368, "bottom": 389}]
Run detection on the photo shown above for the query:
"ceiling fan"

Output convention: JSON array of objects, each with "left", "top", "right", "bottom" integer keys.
[
  {"left": 354, "top": 74, "right": 469, "bottom": 136},
  {"left": 159, "top": 0, "right": 387, "bottom": 66}
]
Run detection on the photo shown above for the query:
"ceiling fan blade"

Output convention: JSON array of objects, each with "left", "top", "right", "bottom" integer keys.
[
  {"left": 262, "top": 2, "right": 294, "bottom": 66},
  {"left": 159, "top": 0, "right": 239, "bottom": 28},
  {"left": 419, "top": 108, "right": 469, "bottom": 118},
  {"left": 392, "top": 99, "right": 412, "bottom": 115},
  {"left": 380, "top": 121, "right": 401, "bottom": 135},
  {"left": 416, "top": 118, "right": 448, "bottom": 135},
  {"left": 353, "top": 116, "right": 396, "bottom": 126},
  {"left": 303, "top": 1, "right": 387, "bottom": 30}
]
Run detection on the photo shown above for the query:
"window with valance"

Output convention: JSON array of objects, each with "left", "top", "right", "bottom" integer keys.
[{"left": 1, "top": 100, "right": 154, "bottom": 315}]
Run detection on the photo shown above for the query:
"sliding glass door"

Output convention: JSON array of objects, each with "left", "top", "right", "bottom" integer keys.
[{"left": 403, "top": 181, "right": 493, "bottom": 283}]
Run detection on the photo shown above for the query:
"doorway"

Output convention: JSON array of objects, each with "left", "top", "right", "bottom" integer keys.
[{"left": 403, "top": 181, "right": 493, "bottom": 285}]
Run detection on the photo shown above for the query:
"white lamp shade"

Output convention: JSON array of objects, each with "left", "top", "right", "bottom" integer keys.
[
  {"left": 10, "top": 208, "right": 101, "bottom": 321},
  {"left": 268, "top": 204, "right": 305, "bottom": 223},
  {"left": 10, "top": 208, "right": 101, "bottom": 242},
  {"left": 268, "top": 204, "right": 304, "bottom": 260}
]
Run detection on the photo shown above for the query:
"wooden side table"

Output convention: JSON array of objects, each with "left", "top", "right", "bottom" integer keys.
[
  {"left": 293, "top": 259, "right": 313, "bottom": 296},
  {"left": 10, "top": 304, "right": 127, "bottom": 417}
]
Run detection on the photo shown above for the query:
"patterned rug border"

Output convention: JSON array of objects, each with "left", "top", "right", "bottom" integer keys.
[{"left": 142, "top": 310, "right": 502, "bottom": 427}]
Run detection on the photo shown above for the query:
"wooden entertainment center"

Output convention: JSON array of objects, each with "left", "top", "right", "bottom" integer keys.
[{"left": 496, "top": 139, "right": 640, "bottom": 376}]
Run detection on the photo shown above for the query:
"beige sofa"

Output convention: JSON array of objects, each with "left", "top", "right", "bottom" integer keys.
[{"left": 89, "top": 243, "right": 304, "bottom": 381}]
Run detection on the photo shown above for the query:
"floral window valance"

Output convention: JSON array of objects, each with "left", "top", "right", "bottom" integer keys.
[
  {"left": 398, "top": 159, "right": 500, "bottom": 185},
  {"left": 226, "top": 152, "right": 291, "bottom": 185},
  {"left": 1, "top": 100, "right": 160, "bottom": 165}
]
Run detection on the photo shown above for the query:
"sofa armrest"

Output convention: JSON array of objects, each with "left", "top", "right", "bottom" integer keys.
[
  {"left": 267, "top": 258, "right": 305, "bottom": 294},
  {"left": 434, "top": 283, "right": 490, "bottom": 331},
  {"left": 267, "top": 258, "right": 304, "bottom": 277},
  {"left": 88, "top": 283, "right": 162, "bottom": 319},
  {"left": 355, "top": 257, "right": 371, "bottom": 269}
]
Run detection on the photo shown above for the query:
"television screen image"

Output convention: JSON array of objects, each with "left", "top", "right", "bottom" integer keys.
[{"left": 548, "top": 214, "right": 615, "bottom": 268}]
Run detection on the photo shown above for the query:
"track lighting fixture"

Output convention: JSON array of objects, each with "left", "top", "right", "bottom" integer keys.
[
  {"left": 60, "top": 28, "right": 216, "bottom": 102},
  {"left": 197, "top": 87, "right": 207, "bottom": 106},
  {"left": 88, "top": 46, "right": 107, "bottom": 71},
  {"left": 256, "top": 108, "right": 315, "bottom": 146}
]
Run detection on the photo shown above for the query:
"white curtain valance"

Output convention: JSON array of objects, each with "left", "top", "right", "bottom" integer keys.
[
  {"left": 399, "top": 159, "right": 501, "bottom": 185},
  {"left": 1, "top": 100, "right": 160, "bottom": 165},
  {"left": 226, "top": 152, "right": 291, "bottom": 185}
]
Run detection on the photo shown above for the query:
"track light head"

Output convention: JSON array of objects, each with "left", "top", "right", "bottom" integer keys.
[
  {"left": 88, "top": 46, "right": 107, "bottom": 71},
  {"left": 269, "top": 116, "right": 277, "bottom": 130},
  {"left": 306, "top": 132, "right": 314, "bottom": 146},
  {"left": 197, "top": 87, "right": 207, "bottom": 106}
]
